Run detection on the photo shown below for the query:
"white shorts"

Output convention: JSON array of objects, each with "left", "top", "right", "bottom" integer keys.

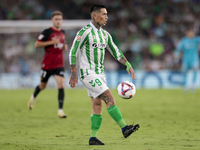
[{"left": 81, "top": 74, "right": 109, "bottom": 99}]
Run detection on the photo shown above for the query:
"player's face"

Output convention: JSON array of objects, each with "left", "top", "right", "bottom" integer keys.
[
  {"left": 51, "top": 15, "right": 63, "bottom": 29},
  {"left": 96, "top": 8, "right": 108, "bottom": 26},
  {"left": 186, "top": 30, "right": 195, "bottom": 38}
]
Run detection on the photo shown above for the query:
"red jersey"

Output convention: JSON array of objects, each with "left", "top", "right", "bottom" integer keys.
[{"left": 37, "top": 27, "right": 65, "bottom": 70}]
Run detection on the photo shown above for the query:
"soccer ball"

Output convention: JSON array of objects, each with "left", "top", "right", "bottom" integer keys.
[{"left": 117, "top": 81, "right": 136, "bottom": 99}]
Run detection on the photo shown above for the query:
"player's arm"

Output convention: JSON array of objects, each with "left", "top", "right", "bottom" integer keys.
[
  {"left": 35, "top": 29, "right": 60, "bottom": 48},
  {"left": 69, "top": 33, "right": 83, "bottom": 88},
  {"left": 35, "top": 37, "right": 59, "bottom": 48},
  {"left": 63, "top": 43, "right": 68, "bottom": 51},
  {"left": 106, "top": 32, "right": 135, "bottom": 79},
  {"left": 119, "top": 57, "right": 135, "bottom": 80},
  {"left": 69, "top": 65, "right": 78, "bottom": 88},
  {"left": 174, "top": 39, "right": 183, "bottom": 58},
  {"left": 62, "top": 31, "right": 68, "bottom": 51}
]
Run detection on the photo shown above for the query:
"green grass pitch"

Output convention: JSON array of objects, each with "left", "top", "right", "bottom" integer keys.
[{"left": 0, "top": 88, "right": 200, "bottom": 150}]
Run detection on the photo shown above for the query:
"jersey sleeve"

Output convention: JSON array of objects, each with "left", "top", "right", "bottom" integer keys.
[
  {"left": 37, "top": 29, "right": 50, "bottom": 42},
  {"left": 69, "top": 29, "right": 88, "bottom": 65},
  {"left": 174, "top": 39, "right": 183, "bottom": 57},
  {"left": 195, "top": 36, "right": 200, "bottom": 43},
  {"left": 106, "top": 31, "right": 124, "bottom": 60}
]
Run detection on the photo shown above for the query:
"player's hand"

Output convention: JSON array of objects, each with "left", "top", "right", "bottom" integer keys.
[
  {"left": 69, "top": 73, "right": 78, "bottom": 88},
  {"left": 52, "top": 37, "right": 60, "bottom": 45},
  {"left": 64, "top": 44, "right": 68, "bottom": 51},
  {"left": 128, "top": 67, "right": 135, "bottom": 80}
]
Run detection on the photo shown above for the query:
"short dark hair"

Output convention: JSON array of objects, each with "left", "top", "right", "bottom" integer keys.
[
  {"left": 90, "top": 4, "right": 106, "bottom": 14},
  {"left": 51, "top": 11, "right": 63, "bottom": 19}
]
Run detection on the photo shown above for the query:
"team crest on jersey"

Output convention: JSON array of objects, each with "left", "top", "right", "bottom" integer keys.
[
  {"left": 92, "top": 35, "right": 96, "bottom": 39},
  {"left": 77, "top": 36, "right": 81, "bottom": 41},
  {"left": 38, "top": 34, "right": 44, "bottom": 40},
  {"left": 92, "top": 43, "right": 107, "bottom": 48}
]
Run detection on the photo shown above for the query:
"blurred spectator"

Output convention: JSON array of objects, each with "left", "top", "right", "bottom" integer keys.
[{"left": 0, "top": 0, "right": 200, "bottom": 73}]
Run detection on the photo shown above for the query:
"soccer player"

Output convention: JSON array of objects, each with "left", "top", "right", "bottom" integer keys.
[
  {"left": 69, "top": 4, "right": 139, "bottom": 145},
  {"left": 28, "top": 11, "right": 68, "bottom": 118},
  {"left": 174, "top": 29, "right": 200, "bottom": 92}
]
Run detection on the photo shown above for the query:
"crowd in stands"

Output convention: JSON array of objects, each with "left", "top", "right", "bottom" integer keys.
[{"left": 1, "top": 0, "right": 200, "bottom": 74}]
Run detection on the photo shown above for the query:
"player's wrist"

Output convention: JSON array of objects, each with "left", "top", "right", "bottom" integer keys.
[{"left": 125, "top": 61, "right": 132, "bottom": 72}]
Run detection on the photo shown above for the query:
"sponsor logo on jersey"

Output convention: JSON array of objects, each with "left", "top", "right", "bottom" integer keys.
[
  {"left": 92, "top": 43, "right": 107, "bottom": 48},
  {"left": 54, "top": 43, "right": 64, "bottom": 49},
  {"left": 38, "top": 34, "right": 44, "bottom": 40},
  {"left": 77, "top": 36, "right": 81, "bottom": 41}
]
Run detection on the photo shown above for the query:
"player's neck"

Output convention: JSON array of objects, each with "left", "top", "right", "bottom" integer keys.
[
  {"left": 91, "top": 20, "right": 101, "bottom": 30},
  {"left": 52, "top": 26, "right": 61, "bottom": 31}
]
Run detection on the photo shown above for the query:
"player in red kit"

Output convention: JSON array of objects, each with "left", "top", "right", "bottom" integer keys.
[{"left": 28, "top": 11, "right": 68, "bottom": 118}]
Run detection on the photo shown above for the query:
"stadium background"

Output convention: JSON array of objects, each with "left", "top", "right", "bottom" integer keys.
[{"left": 0, "top": 0, "right": 200, "bottom": 89}]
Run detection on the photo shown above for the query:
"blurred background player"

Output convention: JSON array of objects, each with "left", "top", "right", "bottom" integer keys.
[
  {"left": 174, "top": 29, "right": 200, "bottom": 92},
  {"left": 28, "top": 11, "right": 68, "bottom": 118},
  {"left": 69, "top": 4, "right": 139, "bottom": 145}
]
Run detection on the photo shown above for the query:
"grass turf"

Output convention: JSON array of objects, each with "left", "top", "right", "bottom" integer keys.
[{"left": 0, "top": 89, "right": 200, "bottom": 150}]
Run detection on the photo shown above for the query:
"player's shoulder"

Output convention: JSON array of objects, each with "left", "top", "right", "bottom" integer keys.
[
  {"left": 193, "top": 36, "right": 200, "bottom": 40},
  {"left": 61, "top": 29, "right": 65, "bottom": 33},
  {"left": 180, "top": 37, "right": 187, "bottom": 42},
  {"left": 77, "top": 24, "right": 92, "bottom": 35},
  {"left": 41, "top": 27, "right": 53, "bottom": 35},
  {"left": 43, "top": 27, "right": 52, "bottom": 32}
]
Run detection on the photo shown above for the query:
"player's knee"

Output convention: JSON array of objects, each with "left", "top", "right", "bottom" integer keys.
[
  {"left": 106, "top": 101, "right": 116, "bottom": 108},
  {"left": 39, "top": 84, "right": 46, "bottom": 90}
]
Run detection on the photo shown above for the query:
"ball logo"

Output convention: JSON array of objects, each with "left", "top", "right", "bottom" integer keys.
[{"left": 92, "top": 43, "right": 107, "bottom": 48}]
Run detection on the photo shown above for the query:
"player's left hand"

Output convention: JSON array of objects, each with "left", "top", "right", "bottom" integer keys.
[
  {"left": 128, "top": 67, "right": 135, "bottom": 80},
  {"left": 69, "top": 73, "right": 78, "bottom": 88}
]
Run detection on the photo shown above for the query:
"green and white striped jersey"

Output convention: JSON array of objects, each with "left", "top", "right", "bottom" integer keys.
[{"left": 69, "top": 22, "right": 124, "bottom": 79}]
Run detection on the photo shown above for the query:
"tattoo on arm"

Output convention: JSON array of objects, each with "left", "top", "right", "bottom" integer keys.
[
  {"left": 70, "top": 65, "right": 77, "bottom": 79},
  {"left": 119, "top": 57, "right": 127, "bottom": 65}
]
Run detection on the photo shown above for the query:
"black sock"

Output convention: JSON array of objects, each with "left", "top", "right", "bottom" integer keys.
[
  {"left": 58, "top": 88, "right": 64, "bottom": 109},
  {"left": 33, "top": 85, "right": 41, "bottom": 98}
]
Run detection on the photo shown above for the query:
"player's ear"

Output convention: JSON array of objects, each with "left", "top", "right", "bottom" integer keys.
[{"left": 91, "top": 13, "right": 97, "bottom": 20}]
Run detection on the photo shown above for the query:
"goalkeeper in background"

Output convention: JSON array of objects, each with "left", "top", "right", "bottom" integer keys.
[
  {"left": 69, "top": 4, "right": 139, "bottom": 145},
  {"left": 174, "top": 28, "right": 200, "bottom": 92},
  {"left": 28, "top": 11, "right": 68, "bottom": 118}
]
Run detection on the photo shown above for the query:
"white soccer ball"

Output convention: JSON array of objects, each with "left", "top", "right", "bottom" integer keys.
[{"left": 117, "top": 81, "right": 136, "bottom": 99}]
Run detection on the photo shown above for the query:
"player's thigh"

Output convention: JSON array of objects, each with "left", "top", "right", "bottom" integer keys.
[
  {"left": 53, "top": 68, "right": 65, "bottom": 88},
  {"left": 40, "top": 69, "right": 52, "bottom": 83},
  {"left": 54, "top": 75, "right": 65, "bottom": 88},
  {"left": 81, "top": 74, "right": 108, "bottom": 99}
]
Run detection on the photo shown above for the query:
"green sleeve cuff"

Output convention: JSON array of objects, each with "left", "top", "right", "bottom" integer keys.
[{"left": 125, "top": 61, "right": 132, "bottom": 72}]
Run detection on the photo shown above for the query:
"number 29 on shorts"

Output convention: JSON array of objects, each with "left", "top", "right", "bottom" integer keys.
[{"left": 89, "top": 78, "right": 102, "bottom": 87}]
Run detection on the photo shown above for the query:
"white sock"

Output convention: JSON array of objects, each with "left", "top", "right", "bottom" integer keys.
[{"left": 58, "top": 109, "right": 63, "bottom": 113}]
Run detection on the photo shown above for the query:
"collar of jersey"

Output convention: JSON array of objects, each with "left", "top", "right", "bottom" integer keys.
[
  {"left": 90, "top": 22, "right": 102, "bottom": 32},
  {"left": 50, "top": 27, "right": 61, "bottom": 32}
]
